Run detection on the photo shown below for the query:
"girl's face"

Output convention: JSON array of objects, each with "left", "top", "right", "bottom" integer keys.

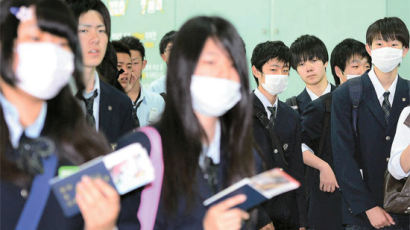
[
  {"left": 13, "top": 7, "right": 71, "bottom": 72},
  {"left": 193, "top": 38, "right": 240, "bottom": 83}
]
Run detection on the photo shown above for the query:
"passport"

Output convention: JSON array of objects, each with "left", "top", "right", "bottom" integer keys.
[
  {"left": 203, "top": 168, "right": 300, "bottom": 210},
  {"left": 50, "top": 143, "right": 154, "bottom": 217}
]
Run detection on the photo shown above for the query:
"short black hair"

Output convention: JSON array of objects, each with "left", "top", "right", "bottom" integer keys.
[
  {"left": 120, "top": 36, "right": 145, "bottom": 60},
  {"left": 159, "top": 30, "right": 177, "bottom": 54},
  {"left": 251, "top": 41, "right": 290, "bottom": 85},
  {"left": 330, "top": 38, "right": 371, "bottom": 86},
  {"left": 112, "top": 40, "right": 131, "bottom": 56},
  {"left": 366, "top": 17, "right": 409, "bottom": 48},
  {"left": 66, "top": 0, "right": 111, "bottom": 39},
  {"left": 290, "top": 35, "right": 328, "bottom": 70}
]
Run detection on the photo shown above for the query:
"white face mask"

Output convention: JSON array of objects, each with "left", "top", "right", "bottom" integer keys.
[
  {"left": 261, "top": 74, "right": 288, "bottom": 95},
  {"left": 346, "top": 74, "right": 361, "bottom": 80},
  {"left": 190, "top": 75, "right": 241, "bottom": 117},
  {"left": 371, "top": 47, "right": 403, "bottom": 73},
  {"left": 15, "top": 42, "right": 74, "bottom": 100}
]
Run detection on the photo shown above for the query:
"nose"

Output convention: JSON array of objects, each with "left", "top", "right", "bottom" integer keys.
[{"left": 89, "top": 29, "right": 100, "bottom": 44}]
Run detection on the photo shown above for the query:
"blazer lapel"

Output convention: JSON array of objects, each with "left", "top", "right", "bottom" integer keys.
[
  {"left": 98, "top": 80, "right": 112, "bottom": 132},
  {"left": 362, "top": 74, "right": 387, "bottom": 128},
  {"left": 388, "top": 76, "right": 409, "bottom": 129},
  {"left": 297, "top": 89, "right": 311, "bottom": 113}
]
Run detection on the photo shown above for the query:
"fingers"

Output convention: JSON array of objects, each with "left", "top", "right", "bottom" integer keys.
[
  {"left": 215, "top": 194, "right": 246, "bottom": 211},
  {"left": 384, "top": 211, "right": 395, "bottom": 225}
]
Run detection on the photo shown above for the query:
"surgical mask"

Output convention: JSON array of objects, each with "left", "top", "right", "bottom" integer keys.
[
  {"left": 15, "top": 42, "right": 74, "bottom": 100},
  {"left": 261, "top": 74, "right": 288, "bottom": 95},
  {"left": 191, "top": 75, "right": 241, "bottom": 117},
  {"left": 346, "top": 74, "right": 361, "bottom": 80},
  {"left": 371, "top": 47, "right": 403, "bottom": 73}
]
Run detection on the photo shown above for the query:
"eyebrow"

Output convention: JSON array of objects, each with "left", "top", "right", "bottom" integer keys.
[
  {"left": 78, "top": 24, "right": 105, "bottom": 28},
  {"left": 268, "top": 64, "right": 289, "bottom": 68}
]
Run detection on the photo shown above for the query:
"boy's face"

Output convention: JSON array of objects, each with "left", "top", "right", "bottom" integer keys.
[
  {"left": 253, "top": 58, "right": 289, "bottom": 86},
  {"left": 366, "top": 37, "right": 408, "bottom": 56},
  {"left": 116, "top": 52, "right": 132, "bottom": 91},
  {"left": 161, "top": 42, "right": 173, "bottom": 64},
  {"left": 336, "top": 55, "right": 370, "bottom": 84},
  {"left": 296, "top": 57, "right": 327, "bottom": 86}
]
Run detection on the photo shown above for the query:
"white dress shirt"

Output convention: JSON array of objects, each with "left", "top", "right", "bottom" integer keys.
[
  {"left": 82, "top": 71, "right": 101, "bottom": 130},
  {"left": 199, "top": 120, "right": 221, "bottom": 169},
  {"left": 368, "top": 68, "right": 398, "bottom": 107},
  {"left": 254, "top": 88, "right": 278, "bottom": 118},
  {"left": 388, "top": 106, "right": 410, "bottom": 180}
]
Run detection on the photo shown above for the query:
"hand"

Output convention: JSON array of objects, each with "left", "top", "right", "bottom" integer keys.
[
  {"left": 319, "top": 163, "right": 339, "bottom": 192},
  {"left": 76, "top": 176, "right": 120, "bottom": 230},
  {"left": 259, "top": 222, "right": 275, "bottom": 230},
  {"left": 365, "top": 206, "right": 395, "bottom": 229},
  {"left": 203, "top": 194, "right": 249, "bottom": 230},
  {"left": 299, "top": 228, "right": 306, "bottom": 230}
]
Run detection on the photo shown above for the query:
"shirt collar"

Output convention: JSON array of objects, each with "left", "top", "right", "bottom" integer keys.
[
  {"left": 254, "top": 88, "right": 278, "bottom": 117},
  {"left": 82, "top": 71, "right": 101, "bottom": 98},
  {"left": 199, "top": 120, "right": 221, "bottom": 167},
  {"left": 136, "top": 85, "right": 146, "bottom": 104},
  {"left": 0, "top": 92, "right": 47, "bottom": 148},
  {"left": 368, "top": 68, "right": 398, "bottom": 105},
  {"left": 306, "top": 82, "right": 331, "bottom": 101}
]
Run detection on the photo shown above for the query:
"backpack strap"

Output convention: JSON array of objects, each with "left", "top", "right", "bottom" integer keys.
[
  {"left": 286, "top": 96, "right": 298, "bottom": 111},
  {"left": 255, "top": 110, "right": 288, "bottom": 168},
  {"left": 348, "top": 77, "right": 363, "bottom": 136},
  {"left": 317, "top": 95, "right": 332, "bottom": 158},
  {"left": 16, "top": 155, "right": 58, "bottom": 230},
  {"left": 137, "top": 126, "right": 163, "bottom": 230}
]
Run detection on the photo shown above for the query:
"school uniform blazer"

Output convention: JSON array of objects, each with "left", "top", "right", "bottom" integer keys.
[
  {"left": 301, "top": 91, "right": 343, "bottom": 229},
  {"left": 331, "top": 73, "right": 410, "bottom": 226},
  {"left": 295, "top": 85, "right": 336, "bottom": 114},
  {"left": 99, "top": 80, "right": 136, "bottom": 145},
  {"left": 252, "top": 93, "right": 307, "bottom": 228},
  {"left": 0, "top": 112, "right": 140, "bottom": 230},
  {"left": 116, "top": 127, "right": 270, "bottom": 230}
]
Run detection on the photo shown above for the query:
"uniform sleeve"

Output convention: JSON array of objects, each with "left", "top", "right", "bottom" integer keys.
[
  {"left": 331, "top": 86, "right": 376, "bottom": 215},
  {"left": 388, "top": 107, "right": 410, "bottom": 180}
]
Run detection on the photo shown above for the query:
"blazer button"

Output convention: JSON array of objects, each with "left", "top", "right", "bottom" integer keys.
[
  {"left": 386, "top": 157, "right": 390, "bottom": 162},
  {"left": 20, "top": 189, "right": 28, "bottom": 198},
  {"left": 274, "top": 149, "right": 278, "bottom": 154},
  {"left": 386, "top": 136, "right": 391, "bottom": 141}
]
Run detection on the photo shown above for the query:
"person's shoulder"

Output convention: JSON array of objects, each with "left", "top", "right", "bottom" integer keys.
[
  {"left": 100, "top": 80, "right": 132, "bottom": 107},
  {"left": 278, "top": 100, "right": 299, "bottom": 119},
  {"left": 144, "top": 87, "right": 165, "bottom": 105}
]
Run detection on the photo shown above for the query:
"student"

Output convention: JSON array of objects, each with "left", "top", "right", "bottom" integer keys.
[
  {"left": 97, "top": 41, "right": 124, "bottom": 90},
  {"left": 67, "top": 0, "right": 135, "bottom": 147},
  {"left": 251, "top": 41, "right": 307, "bottom": 229},
  {"left": 287, "top": 35, "right": 335, "bottom": 114},
  {"left": 388, "top": 105, "right": 410, "bottom": 180},
  {"left": 301, "top": 38, "right": 371, "bottom": 230},
  {"left": 111, "top": 41, "right": 133, "bottom": 92},
  {"left": 149, "top": 30, "right": 177, "bottom": 97},
  {"left": 0, "top": 0, "right": 139, "bottom": 229},
  {"left": 119, "top": 36, "right": 165, "bottom": 127},
  {"left": 331, "top": 17, "right": 409, "bottom": 229},
  {"left": 117, "top": 16, "right": 271, "bottom": 229}
]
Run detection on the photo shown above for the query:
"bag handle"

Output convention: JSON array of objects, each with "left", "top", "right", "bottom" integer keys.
[{"left": 137, "top": 126, "right": 164, "bottom": 230}]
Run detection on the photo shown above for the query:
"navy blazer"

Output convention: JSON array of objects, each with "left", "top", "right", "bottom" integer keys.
[
  {"left": 293, "top": 85, "right": 336, "bottom": 115},
  {"left": 252, "top": 93, "right": 307, "bottom": 229},
  {"left": 99, "top": 80, "right": 136, "bottom": 146},
  {"left": 301, "top": 92, "right": 343, "bottom": 230},
  {"left": 331, "top": 73, "right": 410, "bottom": 226},
  {"left": 116, "top": 127, "right": 270, "bottom": 230}
]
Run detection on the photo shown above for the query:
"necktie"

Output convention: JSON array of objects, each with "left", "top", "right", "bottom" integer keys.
[
  {"left": 132, "top": 100, "right": 143, "bottom": 127},
  {"left": 83, "top": 90, "right": 98, "bottom": 127},
  {"left": 267, "top": 106, "right": 277, "bottom": 127},
  {"left": 382, "top": 91, "right": 391, "bottom": 123},
  {"left": 203, "top": 156, "right": 218, "bottom": 194}
]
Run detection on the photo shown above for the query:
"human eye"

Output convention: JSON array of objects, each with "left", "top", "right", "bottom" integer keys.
[{"left": 78, "top": 28, "right": 87, "bottom": 33}]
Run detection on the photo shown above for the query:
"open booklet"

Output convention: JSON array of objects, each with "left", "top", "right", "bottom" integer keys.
[
  {"left": 49, "top": 143, "right": 154, "bottom": 217},
  {"left": 203, "top": 168, "right": 300, "bottom": 210}
]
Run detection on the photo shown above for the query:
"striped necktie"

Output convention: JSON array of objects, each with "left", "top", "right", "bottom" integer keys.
[{"left": 382, "top": 91, "right": 391, "bottom": 123}]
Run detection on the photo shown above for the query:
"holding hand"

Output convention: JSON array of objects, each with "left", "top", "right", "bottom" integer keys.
[
  {"left": 76, "top": 176, "right": 120, "bottom": 230},
  {"left": 203, "top": 194, "right": 249, "bottom": 230},
  {"left": 319, "top": 163, "right": 339, "bottom": 193},
  {"left": 365, "top": 206, "right": 395, "bottom": 229}
]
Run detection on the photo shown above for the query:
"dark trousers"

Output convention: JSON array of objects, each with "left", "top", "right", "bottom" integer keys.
[{"left": 344, "top": 214, "right": 410, "bottom": 230}]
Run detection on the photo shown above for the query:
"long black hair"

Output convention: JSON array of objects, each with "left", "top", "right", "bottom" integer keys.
[
  {"left": 0, "top": 0, "right": 109, "bottom": 186},
  {"left": 158, "top": 16, "right": 254, "bottom": 212}
]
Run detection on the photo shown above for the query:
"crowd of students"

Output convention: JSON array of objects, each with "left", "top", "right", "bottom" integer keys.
[{"left": 0, "top": 0, "right": 409, "bottom": 229}]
